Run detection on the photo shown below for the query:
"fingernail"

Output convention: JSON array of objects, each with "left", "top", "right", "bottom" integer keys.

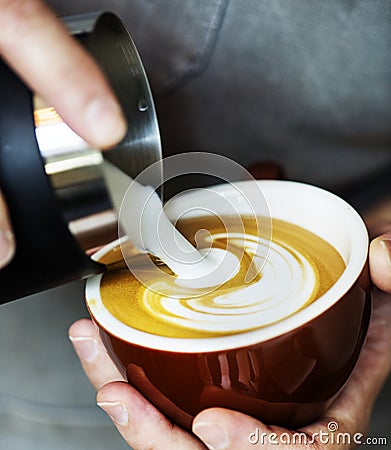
[
  {"left": 193, "top": 422, "right": 230, "bottom": 450},
  {"left": 0, "top": 229, "right": 15, "bottom": 267},
  {"left": 97, "top": 401, "right": 128, "bottom": 426},
  {"left": 84, "top": 96, "right": 127, "bottom": 147},
  {"left": 69, "top": 336, "right": 99, "bottom": 362},
  {"left": 380, "top": 238, "right": 391, "bottom": 267}
]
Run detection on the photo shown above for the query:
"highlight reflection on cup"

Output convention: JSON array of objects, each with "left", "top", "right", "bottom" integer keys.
[{"left": 85, "top": 180, "right": 371, "bottom": 430}]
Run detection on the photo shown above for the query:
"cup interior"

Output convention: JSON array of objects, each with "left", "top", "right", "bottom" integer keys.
[{"left": 86, "top": 180, "right": 368, "bottom": 352}]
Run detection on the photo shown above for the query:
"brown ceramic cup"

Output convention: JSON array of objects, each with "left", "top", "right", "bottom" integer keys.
[{"left": 85, "top": 180, "right": 371, "bottom": 430}]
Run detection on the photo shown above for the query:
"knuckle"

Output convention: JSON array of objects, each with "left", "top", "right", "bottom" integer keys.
[{"left": 0, "top": 0, "right": 46, "bottom": 48}]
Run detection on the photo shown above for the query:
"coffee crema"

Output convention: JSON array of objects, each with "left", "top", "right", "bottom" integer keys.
[{"left": 100, "top": 216, "right": 345, "bottom": 338}]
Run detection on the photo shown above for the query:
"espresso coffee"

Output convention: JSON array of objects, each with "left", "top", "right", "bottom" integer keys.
[{"left": 99, "top": 216, "right": 345, "bottom": 338}]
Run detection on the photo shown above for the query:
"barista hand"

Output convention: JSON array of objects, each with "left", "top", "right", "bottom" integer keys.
[
  {"left": 0, "top": 0, "right": 127, "bottom": 147},
  {"left": 0, "top": 0, "right": 128, "bottom": 268},
  {"left": 366, "top": 199, "right": 391, "bottom": 293},
  {"left": 0, "top": 191, "right": 14, "bottom": 268},
  {"left": 69, "top": 230, "right": 391, "bottom": 450}
]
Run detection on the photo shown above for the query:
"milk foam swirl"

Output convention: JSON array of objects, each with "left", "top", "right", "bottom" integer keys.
[
  {"left": 142, "top": 232, "right": 318, "bottom": 333},
  {"left": 100, "top": 217, "right": 345, "bottom": 338}
]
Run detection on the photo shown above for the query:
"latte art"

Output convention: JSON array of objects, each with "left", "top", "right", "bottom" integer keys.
[
  {"left": 101, "top": 217, "right": 345, "bottom": 338},
  {"left": 144, "top": 237, "right": 317, "bottom": 332}
]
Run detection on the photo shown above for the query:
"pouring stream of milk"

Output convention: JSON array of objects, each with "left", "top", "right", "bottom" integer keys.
[{"left": 102, "top": 161, "right": 239, "bottom": 287}]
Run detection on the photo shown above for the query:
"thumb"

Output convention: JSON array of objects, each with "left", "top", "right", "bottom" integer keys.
[
  {"left": 0, "top": 190, "right": 15, "bottom": 268},
  {"left": 369, "top": 232, "right": 391, "bottom": 293},
  {"left": 193, "top": 408, "right": 281, "bottom": 450}
]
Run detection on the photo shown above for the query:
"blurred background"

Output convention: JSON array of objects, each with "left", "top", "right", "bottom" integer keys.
[{"left": 0, "top": 0, "right": 390, "bottom": 448}]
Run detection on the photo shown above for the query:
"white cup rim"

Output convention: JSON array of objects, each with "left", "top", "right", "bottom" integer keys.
[{"left": 86, "top": 180, "right": 368, "bottom": 353}]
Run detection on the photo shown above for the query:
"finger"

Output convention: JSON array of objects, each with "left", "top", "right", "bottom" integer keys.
[
  {"left": 319, "top": 289, "right": 391, "bottom": 432},
  {"left": 69, "top": 318, "right": 125, "bottom": 390},
  {"left": 194, "top": 408, "right": 264, "bottom": 450},
  {"left": 194, "top": 408, "right": 312, "bottom": 450},
  {"left": 97, "top": 382, "right": 205, "bottom": 450},
  {"left": 369, "top": 232, "right": 391, "bottom": 293},
  {"left": 0, "top": 190, "right": 15, "bottom": 268},
  {"left": 0, "top": 0, "right": 127, "bottom": 148}
]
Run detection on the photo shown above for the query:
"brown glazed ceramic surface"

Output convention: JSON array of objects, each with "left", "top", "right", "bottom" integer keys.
[{"left": 94, "top": 279, "right": 371, "bottom": 431}]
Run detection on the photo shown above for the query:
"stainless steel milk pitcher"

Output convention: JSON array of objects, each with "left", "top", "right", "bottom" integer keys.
[{"left": 0, "top": 12, "right": 162, "bottom": 303}]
